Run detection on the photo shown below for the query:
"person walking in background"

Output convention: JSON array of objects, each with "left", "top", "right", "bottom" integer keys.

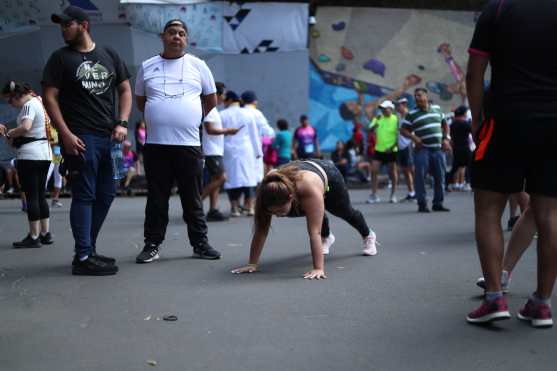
[
  {"left": 449, "top": 106, "right": 472, "bottom": 192},
  {"left": 272, "top": 119, "right": 293, "bottom": 166},
  {"left": 241, "top": 91, "right": 275, "bottom": 182},
  {"left": 292, "top": 115, "right": 320, "bottom": 160},
  {"left": 401, "top": 88, "right": 451, "bottom": 213},
  {"left": 331, "top": 140, "right": 350, "bottom": 180},
  {"left": 2, "top": 81, "right": 53, "bottom": 248},
  {"left": 367, "top": 100, "right": 399, "bottom": 204},
  {"left": 466, "top": 0, "right": 557, "bottom": 327},
  {"left": 221, "top": 91, "right": 261, "bottom": 217},
  {"left": 43, "top": 6, "right": 131, "bottom": 275},
  {"left": 202, "top": 82, "right": 241, "bottom": 222},
  {"left": 395, "top": 98, "right": 415, "bottom": 201},
  {"left": 134, "top": 19, "right": 221, "bottom": 263}
]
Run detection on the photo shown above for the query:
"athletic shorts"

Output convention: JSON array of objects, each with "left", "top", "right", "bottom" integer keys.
[
  {"left": 452, "top": 148, "right": 471, "bottom": 169},
  {"left": 372, "top": 151, "right": 397, "bottom": 164},
  {"left": 397, "top": 147, "right": 413, "bottom": 167},
  {"left": 205, "top": 156, "right": 224, "bottom": 178},
  {"left": 471, "top": 117, "right": 557, "bottom": 197}
]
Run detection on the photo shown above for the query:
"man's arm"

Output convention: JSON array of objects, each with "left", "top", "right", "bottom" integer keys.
[
  {"left": 204, "top": 121, "right": 240, "bottom": 136},
  {"left": 466, "top": 54, "right": 489, "bottom": 136},
  {"left": 113, "top": 80, "right": 132, "bottom": 142},
  {"left": 136, "top": 95, "right": 146, "bottom": 113},
  {"left": 43, "top": 86, "right": 85, "bottom": 155},
  {"left": 201, "top": 93, "right": 217, "bottom": 118}
]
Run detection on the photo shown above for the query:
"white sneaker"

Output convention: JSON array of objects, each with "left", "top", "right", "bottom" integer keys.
[
  {"left": 230, "top": 208, "right": 242, "bottom": 217},
  {"left": 463, "top": 184, "right": 472, "bottom": 192},
  {"left": 322, "top": 233, "right": 335, "bottom": 255},
  {"left": 366, "top": 194, "right": 380, "bottom": 204},
  {"left": 363, "top": 231, "right": 378, "bottom": 256},
  {"left": 389, "top": 195, "right": 398, "bottom": 203},
  {"left": 51, "top": 199, "right": 63, "bottom": 208}
]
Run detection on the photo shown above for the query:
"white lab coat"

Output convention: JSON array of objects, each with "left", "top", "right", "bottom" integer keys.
[
  {"left": 220, "top": 104, "right": 263, "bottom": 189},
  {"left": 244, "top": 105, "right": 275, "bottom": 182}
]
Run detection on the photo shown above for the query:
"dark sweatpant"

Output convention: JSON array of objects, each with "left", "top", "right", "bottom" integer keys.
[
  {"left": 16, "top": 160, "right": 50, "bottom": 222},
  {"left": 143, "top": 144, "right": 208, "bottom": 249}
]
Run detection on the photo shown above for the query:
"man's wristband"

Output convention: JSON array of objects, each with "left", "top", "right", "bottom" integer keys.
[{"left": 115, "top": 120, "right": 128, "bottom": 129}]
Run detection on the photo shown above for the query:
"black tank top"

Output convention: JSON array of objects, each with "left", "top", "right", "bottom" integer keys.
[{"left": 289, "top": 160, "right": 327, "bottom": 187}]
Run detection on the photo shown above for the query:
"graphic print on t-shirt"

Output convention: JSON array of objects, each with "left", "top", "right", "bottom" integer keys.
[{"left": 76, "top": 60, "right": 114, "bottom": 95}]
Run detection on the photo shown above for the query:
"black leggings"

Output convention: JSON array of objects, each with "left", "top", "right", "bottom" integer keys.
[{"left": 16, "top": 160, "right": 50, "bottom": 222}]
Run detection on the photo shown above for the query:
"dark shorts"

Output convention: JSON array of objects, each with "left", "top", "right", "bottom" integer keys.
[
  {"left": 372, "top": 151, "right": 397, "bottom": 164},
  {"left": 471, "top": 117, "right": 557, "bottom": 197},
  {"left": 452, "top": 148, "right": 471, "bottom": 169},
  {"left": 397, "top": 147, "right": 413, "bottom": 167},
  {"left": 205, "top": 156, "right": 224, "bottom": 178},
  {"left": 227, "top": 187, "right": 256, "bottom": 201}
]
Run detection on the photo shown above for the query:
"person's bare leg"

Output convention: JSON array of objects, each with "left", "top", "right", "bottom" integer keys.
[
  {"left": 509, "top": 195, "right": 519, "bottom": 219},
  {"left": 202, "top": 174, "right": 225, "bottom": 204},
  {"left": 405, "top": 166, "right": 414, "bottom": 194},
  {"left": 388, "top": 162, "right": 398, "bottom": 197},
  {"left": 530, "top": 196, "right": 557, "bottom": 299},
  {"left": 29, "top": 220, "right": 40, "bottom": 238},
  {"left": 40, "top": 218, "right": 50, "bottom": 234},
  {"left": 516, "top": 191, "right": 530, "bottom": 213},
  {"left": 503, "top": 207, "right": 537, "bottom": 273},
  {"left": 474, "top": 190, "right": 509, "bottom": 292},
  {"left": 371, "top": 160, "right": 380, "bottom": 195},
  {"left": 51, "top": 187, "right": 61, "bottom": 201}
]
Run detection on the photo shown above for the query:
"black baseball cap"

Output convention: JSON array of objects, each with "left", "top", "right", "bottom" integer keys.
[
  {"left": 51, "top": 6, "right": 89, "bottom": 24},
  {"left": 163, "top": 19, "right": 188, "bottom": 33}
]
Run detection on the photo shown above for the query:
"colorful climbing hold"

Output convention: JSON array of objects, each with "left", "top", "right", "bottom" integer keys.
[
  {"left": 332, "top": 22, "right": 346, "bottom": 31},
  {"left": 335, "top": 63, "right": 346, "bottom": 72},
  {"left": 363, "top": 59, "right": 386, "bottom": 77},
  {"left": 319, "top": 55, "right": 331, "bottom": 63},
  {"left": 341, "top": 47, "right": 354, "bottom": 60}
]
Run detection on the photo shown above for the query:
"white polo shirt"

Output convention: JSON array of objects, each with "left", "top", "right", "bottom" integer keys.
[
  {"left": 202, "top": 107, "right": 224, "bottom": 156},
  {"left": 16, "top": 97, "right": 52, "bottom": 161},
  {"left": 135, "top": 54, "right": 216, "bottom": 146}
]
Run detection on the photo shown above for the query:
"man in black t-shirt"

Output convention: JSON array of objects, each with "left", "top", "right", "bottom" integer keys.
[
  {"left": 42, "top": 6, "right": 132, "bottom": 276},
  {"left": 449, "top": 106, "right": 472, "bottom": 191},
  {"left": 466, "top": 0, "right": 557, "bottom": 327}
]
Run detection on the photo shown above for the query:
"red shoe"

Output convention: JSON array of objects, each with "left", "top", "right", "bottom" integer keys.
[
  {"left": 517, "top": 299, "right": 553, "bottom": 328},
  {"left": 466, "top": 297, "right": 511, "bottom": 324}
]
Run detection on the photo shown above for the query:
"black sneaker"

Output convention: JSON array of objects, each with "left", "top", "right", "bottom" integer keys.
[
  {"left": 404, "top": 194, "right": 416, "bottom": 202},
  {"left": 92, "top": 247, "right": 116, "bottom": 265},
  {"left": 418, "top": 205, "right": 430, "bottom": 213},
  {"left": 136, "top": 243, "right": 160, "bottom": 264},
  {"left": 432, "top": 204, "right": 451, "bottom": 212},
  {"left": 72, "top": 255, "right": 119, "bottom": 276},
  {"left": 39, "top": 232, "right": 54, "bottom": 245},
  {"left": 193, "top": 245, "right": 221, "bottom": 260},
  {"left": 13, "top": 234, "right": 41, "bottom": 248},
  {"left": 206, "top": 209, "right": 229, "bottom": 222}
]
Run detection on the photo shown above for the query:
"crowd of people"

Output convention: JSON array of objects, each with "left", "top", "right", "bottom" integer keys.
[{"left": 1, "top": 1, "right": 557, "bottom": 329}]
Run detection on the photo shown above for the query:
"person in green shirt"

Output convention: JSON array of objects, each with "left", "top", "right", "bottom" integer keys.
[
  {"left": 367, "top": 100, "right": 399, "bottom": 204},
  {"left": 272, "top": 119, "right": 293, "bottom": 166}
]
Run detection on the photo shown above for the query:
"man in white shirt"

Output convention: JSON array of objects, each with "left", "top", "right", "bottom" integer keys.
[
  {"left": 241, "top": 91, "right": 275, "bottom": 182},
  {"left": 134, "top": 19, "right": 221, "bottom": 263},
  {"left": 202, "top": 82, "right": 240, "bottom": 221}
]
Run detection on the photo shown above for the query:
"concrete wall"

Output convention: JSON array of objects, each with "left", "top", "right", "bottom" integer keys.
[{"left": 0, "top": 24, "right": 308, "bottom": 158}]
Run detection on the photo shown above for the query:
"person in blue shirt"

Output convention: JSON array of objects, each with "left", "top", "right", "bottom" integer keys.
[{"left": 272, "top": 119, "right": 293, "bottom": 166}]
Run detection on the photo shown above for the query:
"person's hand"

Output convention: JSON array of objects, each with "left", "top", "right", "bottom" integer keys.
[
  {"left": 61, "top": 131, "right": 86, "bottom": 155},
  {"left": 404, "top": 74, "right": 422, "bottom": 89},
  {"left": 231, "top": 264, "right": 258, "bottom": 274},
  {"left": 442, "top": 139, "right": 452, "bottom": 153},
  {"left": 0, "top": 124, "right": 6, "bottom": 136},
  {"left": 112, "top": 125, "right": 127, "bottom": 142},
  {"left": 413, "top": 137, "right": 423, "bottom": 150},
  {"left": 227, "top": 126, "right": 242, "bottom": 135},
  {"left": 303, "top": 269, "right": 327, "bottom": 280}
]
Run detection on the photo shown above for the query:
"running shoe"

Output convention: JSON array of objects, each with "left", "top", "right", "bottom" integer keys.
[
  {"left": 39, "top": 232, "right": 54, "bottom": 245},
  {"left": 362, "top": 231, "right": 378, "bottom": 256},
  {"left": 230, "top": 207, "right": 242, "bottom": 217},
  {"left": 475, "top": 275, "right": 511, "bottom": 293},
  {"left": 466, "top": 297, "right": 511, "bottom": 324},
  {"left": 322, "top": 233, "right": 335, "bottom": 255},
  {"left": 193, "top": 245, "right": 221, "bottom": 260},
  {"left": 13, "top": 234, "right": 41, "bottom": 249},
  {"left": 366, "top": 194, "right": 380, "bottom": 204},
  {"left": 432, "top": 204, "right": 450, "bottom": 212},
  {"left": 72, "top": 255, "right": 118, "bottom": 276},
  {"left": 136, "top": 243, "right": 160, "bottom": 264},
  {"left": 517, "top": 299, "right": 553, "bottom": 328},
  {"left": 51, "top": 199, "right": 63, "bottom": 208},
  {"left": 206, "top": 209, "right": 229, "bottom": 222},
  {"left": 404, "top": 194, "right": 416, "bottom": 202},
  {"left": 389, "top": 195, "right": 398, "bottom": 204}
]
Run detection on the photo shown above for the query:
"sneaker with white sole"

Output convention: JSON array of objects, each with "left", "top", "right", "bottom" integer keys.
[
  {"left": 366, "top": 194, "right": 380, "bottom": 204},
  {"left": 476, "top": 275, "right": 511, "bottom": 293},
  {"left": 362, "top": 231, "right": 378, "bottom": 256},
  {"left": 517, "top": 299, "right": 553, "bottom": 328},
  {"left": 389, "top": 195, "right": 398, "bottom": 204},
  {"left": 466, "top": 297, "right": 511, "bottom": 324},
  {"left": 322, "top": 233, "right": 335, "bottom": 255},
  {"left": 136, "top": 243, "right": 160, "bottom": 264}
]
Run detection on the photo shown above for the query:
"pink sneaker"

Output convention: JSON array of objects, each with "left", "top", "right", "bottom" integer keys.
[
  {"left": 466, "top": 297, "right": 511, "bottom": 324},
  {"left": 517, "top": 299, "right": 553, "bottom": 328},
  {"left": 322, "top": 233, "right": 335, "bottom": 255},
  {"left": 362, "top": 231, "right": 377, "bottom": 256}
]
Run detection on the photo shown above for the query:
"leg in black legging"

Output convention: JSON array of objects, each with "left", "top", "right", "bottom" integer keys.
[{"left": 325, "top": 180, "right": 370, "bottom": 238}]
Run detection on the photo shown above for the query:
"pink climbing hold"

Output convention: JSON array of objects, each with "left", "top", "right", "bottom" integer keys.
[{"left": 341, "top": 47, "right": 354, "bottom": 60}]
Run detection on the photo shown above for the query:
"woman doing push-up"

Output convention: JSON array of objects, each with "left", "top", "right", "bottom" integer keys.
[{"left": 231, "top": 159, "right": 378, "bottom": 279}]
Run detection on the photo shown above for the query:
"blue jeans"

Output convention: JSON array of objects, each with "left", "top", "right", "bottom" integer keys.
[
  {"left": 70, "top": 134, "right": 115, "bottom": 258},
  {"left": 414, "top": 147, "right": 446, "bottom": 207}
]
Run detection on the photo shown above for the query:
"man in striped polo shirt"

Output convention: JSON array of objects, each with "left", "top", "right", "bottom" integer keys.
[{"left": 401, "top": 88, "right": 451, "bottom": 212}]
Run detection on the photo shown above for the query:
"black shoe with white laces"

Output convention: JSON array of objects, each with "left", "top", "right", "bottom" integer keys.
[
  {"left": 13, "top": 234, "right": 41, "bottom": 249},
  {"left": 39, "top": 232, "right": 54, "bottom": 245},
  {"left": 193, "top": 245, "right": 221, "bottom": 260},
  {"left": 136, "top": 243, "right": 160, "bottom": 264}
]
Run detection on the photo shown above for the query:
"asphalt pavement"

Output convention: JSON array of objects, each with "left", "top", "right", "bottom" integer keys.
[{"left": 0, "top": 189, "right": 554, "bottom": 371}]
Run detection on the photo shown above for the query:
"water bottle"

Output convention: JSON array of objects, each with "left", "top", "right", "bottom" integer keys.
[{"left": 111, "top": 141, "right": 126, "bottom": 181}]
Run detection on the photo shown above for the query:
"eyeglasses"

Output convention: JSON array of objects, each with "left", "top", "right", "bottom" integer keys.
[{"left": 162, "top": 57, "right": 185, "bottom": 98}]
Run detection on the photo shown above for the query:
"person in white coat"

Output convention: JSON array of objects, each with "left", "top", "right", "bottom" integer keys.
[
  {"left": 241, "top": 91, "right": 275, "bottom": 183},
  {"left": 220, "top": 91, "right": 262, "bottom": 217}
]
